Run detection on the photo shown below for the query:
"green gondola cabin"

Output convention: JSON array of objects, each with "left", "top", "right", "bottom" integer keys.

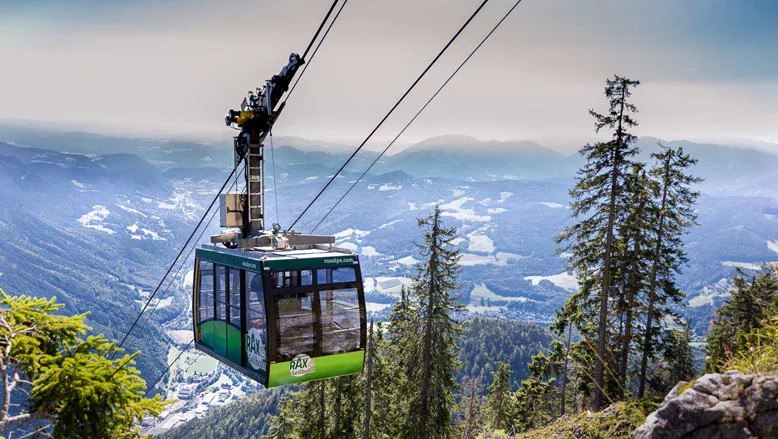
[{"left": 193, "top": 245, "right": 367, "bottom": 387}]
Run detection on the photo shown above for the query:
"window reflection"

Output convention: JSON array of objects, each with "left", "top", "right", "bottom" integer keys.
[
  {"left": 271, "top": 270, "right": 313, "bottom": 288},
  {"left": 275, "top": 292, "right": 316, "bottom": 361},
  {"left": 319, "top": 288, "right": 361, "bottom": 355},
  {"left": 316, "top": 267, "right": 356, "bottom": 284},
  {"left": 198, "top": 260, "right": 214, "bottom": 323}
]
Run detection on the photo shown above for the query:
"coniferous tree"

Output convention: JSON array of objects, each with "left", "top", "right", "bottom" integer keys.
[
  {"left": 484, "top": 362, "right": 513, "bottom": 432},
  {"left": 362, "top": 322, "right": 398, "bottom": 439},
  {"left": 268, "top": 381, "right": 327, "bottom": 439},
  {"left": 647, "top": 323, "right": 695, "bottom": 393},
  {"left": 328, "top": 376, "right": 361, "bottom": 438},
  {"left": 557, "top": 75, "right": 641, "bottom": 410},
  {"left": 705, "top": 268, "right": 778, "bottom": 372},
  {"left": 0, "top": 291, "right": 167, "bottom": 437},
  {"left": 637, "top": 146, "right": 701, "bottom": 396},
  {"left": 405, "top": 207, "right": 463, "bottom": 438},
  {"left": 614, "top": 163, "right": 655, "bottom": 396},
  {"left": 362, "top": 321, "right": 375, "bottom": 439}
]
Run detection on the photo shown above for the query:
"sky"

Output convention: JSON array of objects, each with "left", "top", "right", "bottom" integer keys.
[{"left": 1, "top": 0, "right": 777, "bottom": 152}]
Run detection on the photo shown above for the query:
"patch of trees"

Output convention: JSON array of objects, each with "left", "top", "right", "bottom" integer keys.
[
  {"left": 458, "top": 319, "right": 551, "bottom": 389},
  {"left": 533, "top": 74, "right": 703, "bottom": 415},
  {"left": 0, "top": 290, "right": 165, "bottom": 438},
  {"left": 705, "top": 266, "right": 778, "bottom": 373}
]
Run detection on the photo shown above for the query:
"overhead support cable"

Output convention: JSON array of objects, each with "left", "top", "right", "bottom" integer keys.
[
  {"left": 288, "top": 0, "right": 491, "bottom": 231},
  {"left": 136, "top": 163, "right": 246, "bottom": 334},
  {"left": 284, "top": 0, "right": 350, "bottom": 105},
  {"left": 311, "top": 0, "right": 526, "bottom": 233},
  {"left": 301, "top": 0, "right": 340, "bottom": 61},
  {"left": 113, "top": 161, "right": 242, "bottom": 358},
  {"left": 144, "top": 339, "right": 195, "bottom": 397}
]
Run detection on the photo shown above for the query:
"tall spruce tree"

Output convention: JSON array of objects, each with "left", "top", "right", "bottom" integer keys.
[
  {"left": 557, "top": 75, "right": 641, "bottom": 410},
  {"left": 327, "top": 376, "right": 362, "bottom": 438},
  {"left": 405, "top": 207, "right": 463, "bottom": 438},
  {"left": 614, "top": 163, "right": 655, "bottom": 396},
  {"left": 484, "top": 362, "right": 514, "bottom": 432},
  {"left": 637, "top": 146, "right": 701, "bottom": 396},
  {"left": 267, "top": 381, "right": 327, "bottom": 439}
]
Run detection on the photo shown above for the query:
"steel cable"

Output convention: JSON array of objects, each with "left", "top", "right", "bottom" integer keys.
[
  {"left": 311, "top": 0, "right": 525, "bottom": 233},
  {"left": 288, "top": 0, "right": 491, "bottom": 231}
]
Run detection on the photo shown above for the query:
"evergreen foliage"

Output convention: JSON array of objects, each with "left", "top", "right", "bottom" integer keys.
[
  {"left": 551, "top": 74, "right": 701, "bottom": 414},
  {"left": 484, "top": 363, "right": 513, "bottom": 432},
  {"left": 705, "top": 267, "right": 778, "bottom": 372},
  {"left": 456, "top": 377, "right": 483, "bottom": 439},
  {"left": 556, "top": 75, "right": 641, "bottom": 410},
  {"left": 398, "top": 207, "right": 463, "bottom": 438},
  {"left": 458, "top": 318, "right": 551, "bottom": 389},
  {"left": 645, "top": 324, "right": 696, "bottom": 394},
  {"left": 0, "top": 290, "right": 166, "bottom": 438},
  {"left": 637, "top": 146, "right": 701, "bottom": 397}
]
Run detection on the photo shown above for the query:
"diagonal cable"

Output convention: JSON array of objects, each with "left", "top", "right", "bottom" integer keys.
[
  {"left": 288, "top": 0, "right": 491, "bottom": 231},
  {"left": 284, "top": 0, "right": 350, "bottom": 105},
  {"left": 310, "top": 0, "right": 526, "bottom": 233},
  {"left": 113, "top": 161, "right": 242, "bottom": 358}
]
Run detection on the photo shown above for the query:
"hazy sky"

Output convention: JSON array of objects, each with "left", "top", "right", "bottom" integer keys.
[{"left": 1, "top": 0, "right": 777, "bottom": 151}]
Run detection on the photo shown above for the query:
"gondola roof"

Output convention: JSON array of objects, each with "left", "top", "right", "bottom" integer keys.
[{"left": 196, "top": 244, "right": 358, "bottom": 271}]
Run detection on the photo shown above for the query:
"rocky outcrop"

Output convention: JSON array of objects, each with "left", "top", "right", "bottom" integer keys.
[{"left": 634, "top": 371, "right": 778, "bottom": 438}]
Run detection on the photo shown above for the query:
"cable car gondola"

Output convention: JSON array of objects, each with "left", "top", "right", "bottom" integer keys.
[
  {"left": 192, "top": 52, "right": 366, "bottom": 387},
  {"left": 193, "top": 245, "right": 366, "bottom": 387}
]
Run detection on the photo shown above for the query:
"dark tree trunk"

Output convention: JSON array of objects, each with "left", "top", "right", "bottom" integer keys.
[
  {"left": 363, "top": 322, "right": 374, "bottom": 439},
  {"left": 638, "top": 154, "right": 671, "bottom": 397}
]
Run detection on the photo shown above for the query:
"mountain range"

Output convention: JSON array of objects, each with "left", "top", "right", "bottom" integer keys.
[{"left": 0, "top": 124, "right": 777, "bottom": 385}]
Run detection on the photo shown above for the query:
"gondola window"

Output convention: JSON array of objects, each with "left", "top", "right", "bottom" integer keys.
[
  {"left": 320, "top": 288, "right": 361, "bottom": 355},
  {"left": 275, "top": 292, "right": 316, "bottom": 361}
]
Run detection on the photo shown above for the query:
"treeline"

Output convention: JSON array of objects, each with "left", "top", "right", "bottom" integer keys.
[
  {"left": 505, "top": 266, "right": 778, "bottom": 439},
  {"left": 705, "top": 266, "right": 778, "bottom": 374}
]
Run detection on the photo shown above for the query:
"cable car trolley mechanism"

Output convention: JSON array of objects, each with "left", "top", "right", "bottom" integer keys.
[{"left": 192, "top": 53, "right": 367, "bottom": 387}]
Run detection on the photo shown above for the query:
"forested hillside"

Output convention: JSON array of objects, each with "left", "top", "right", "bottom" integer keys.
[
  {"left": 458, "top": 319, "right": 551, "bottom": 388},
  {"left": 161, "top": 389, "right": 288, "bottom": 439}
]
